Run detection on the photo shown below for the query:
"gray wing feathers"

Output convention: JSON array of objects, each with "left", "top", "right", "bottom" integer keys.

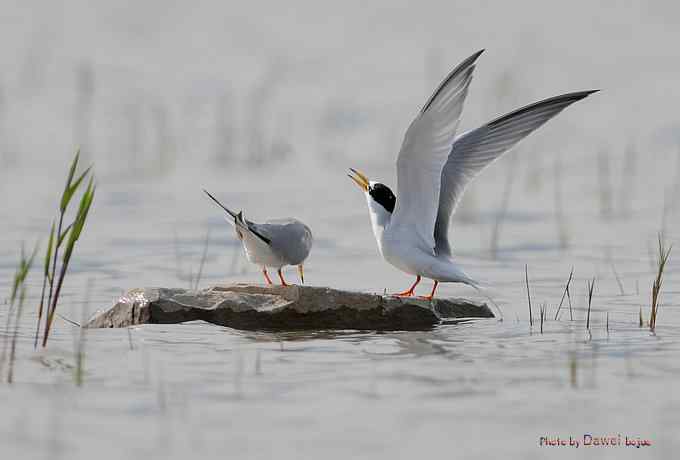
[
  {"left": 421, "top": 49, "right": 484, "bottom": 114},
  {"left": 393, "top": 50, "right": 483, "bottom": 251},
  {"left": 253, "top": 219, "right": 313, "bottom": 265},
  {"left": 237, "top": 213, "right": 272, "bottom": 245},
  {"left": 434, "top": 90, "right": 598, "bottom": 256}
]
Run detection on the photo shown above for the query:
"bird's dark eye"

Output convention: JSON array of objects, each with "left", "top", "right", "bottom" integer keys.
[{"left": 369, "top": 183, "right": 396, "bottom": 213}]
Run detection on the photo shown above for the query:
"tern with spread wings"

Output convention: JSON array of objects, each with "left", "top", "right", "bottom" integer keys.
[
  {"left": 204, "top": 189, "right": 313, "bottom": 286},
  {"left": 349, "top": 50, "right": 597, "bottom": 299}
]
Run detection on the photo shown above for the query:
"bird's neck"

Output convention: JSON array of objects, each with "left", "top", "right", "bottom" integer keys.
[{"left": 366, "top": 198, "right": 392, "bottom": 254}]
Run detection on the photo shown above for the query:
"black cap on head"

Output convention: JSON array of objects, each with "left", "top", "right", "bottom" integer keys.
[{"left": 369, "top": 183, "right": 396, "bottom": 213}]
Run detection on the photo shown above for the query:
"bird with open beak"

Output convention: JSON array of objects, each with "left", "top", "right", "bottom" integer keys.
[{"left": 349, "top": 49, "right": 597, "bottom": 299}]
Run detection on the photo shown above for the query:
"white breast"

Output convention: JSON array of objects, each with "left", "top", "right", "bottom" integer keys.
[
  {"left": 239, "top": 230, "right": 285, "bottom": 268},
  {"left": 381, "top": 225, "right": 431, "bottom": 276}
]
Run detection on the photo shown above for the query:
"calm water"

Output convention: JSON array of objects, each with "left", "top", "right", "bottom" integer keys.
[{"left": 2, "top": 1, "right": 680, "bottom": 458}]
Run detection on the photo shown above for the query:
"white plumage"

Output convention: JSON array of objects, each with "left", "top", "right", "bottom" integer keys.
[
  {"left": 204, "top": 190, "right": 313, "bottom": 286},
  {"left": 349, "top": 50, "right": 597, "bottom": 299}
]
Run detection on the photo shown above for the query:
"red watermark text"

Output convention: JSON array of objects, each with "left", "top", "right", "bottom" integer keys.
[{"left": 539, "top": 434, "right": 651, "bottom": 448}]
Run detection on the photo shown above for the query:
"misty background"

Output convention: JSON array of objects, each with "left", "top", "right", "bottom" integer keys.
[
  {"left": 1, "top": 1, "right": 678, "bottom": 172},
  {"left": 1, "top": 2, "right": 680, "bottom": 459}
]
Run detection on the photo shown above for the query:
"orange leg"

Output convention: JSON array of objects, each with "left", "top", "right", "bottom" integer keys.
[
  {"left": 277, "top": 268, "right": 290, "bottom": 286},
  {"left": 419, "top": 281, "right": 439, "bottom": 301},
  {"left": 393, "top": 276, "right": 421, "bottom": 297},
  {"left": 262, "top": 267, "right": 273, "bottom": 285}
]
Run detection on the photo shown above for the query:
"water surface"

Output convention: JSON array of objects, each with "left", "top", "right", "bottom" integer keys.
[{"left": 1, "top": 1, "right": 680, "bottom": 458}]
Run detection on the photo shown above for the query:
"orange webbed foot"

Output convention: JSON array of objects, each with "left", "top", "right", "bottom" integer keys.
[{"left": 390, "top": 276, "right": 421, "bottom": 297}]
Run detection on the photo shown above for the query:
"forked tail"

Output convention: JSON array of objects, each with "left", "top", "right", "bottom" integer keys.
[
  {"left": 447, "top": 265, "right": 503, "bottom": 320},
  {"left": 467, "top": 280, "right": 504, "bottom": 321}
]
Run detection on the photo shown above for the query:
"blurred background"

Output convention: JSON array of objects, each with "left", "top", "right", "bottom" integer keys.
[
  {"left": 2, "top": 1, "right": 678, "bottom": 173},
  {"left": 1, "top": 1, "right": 680, "bottom": 459},
  {"left": 2, "top": 1, "right": 679, "bottom": 289}
]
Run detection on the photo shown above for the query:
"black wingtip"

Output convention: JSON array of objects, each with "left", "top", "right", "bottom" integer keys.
[
  {"left": 203, "top": 188, "right": 219, "bottom": 205},
  {"left": 556, "top": 89, "right": 600, "bottom": 104},
  {"left": 421, "top": 49, "right": 485, "bottom": 113},
  {"left": 203, "top": 188, "right": 237, "bottom": 219},
  {"left": 485, "top": 89, "right": 599, "bottom": 129},
  {"left": 544, "top": 90, "right": 600, "bottom": 102},
  {"left": 573, "top": 89, "right": 600, "bottom": 99}
]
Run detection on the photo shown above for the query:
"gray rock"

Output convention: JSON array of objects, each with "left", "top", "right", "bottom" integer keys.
[{"left": 85, "top": 284, "right": 494, "bottom": 331}]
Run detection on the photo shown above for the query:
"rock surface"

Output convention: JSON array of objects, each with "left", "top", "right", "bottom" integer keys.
[{"left": 85, "top": 284, "right": 494, "bottom": 331}]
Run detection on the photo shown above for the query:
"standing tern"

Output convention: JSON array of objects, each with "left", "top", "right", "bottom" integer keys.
[
  {"left": 349, "top": 49, "right": 597, "bottom": 299},
  {"left": 203, "top": 189, "right": 313, "bottom": 286}
]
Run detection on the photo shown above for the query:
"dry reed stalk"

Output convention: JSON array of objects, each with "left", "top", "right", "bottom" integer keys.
[
  {"left": 554, "top": 267, "right": 574, "bottom": 320},
  {"left": 586, "top": 277, "right": 595, "bottom": 331},
  {"left": 650, "top": 233, "right": 672, "bottom": 332},
  {"left": 525, "top": 264, "right": 533, "bottom": 327}
]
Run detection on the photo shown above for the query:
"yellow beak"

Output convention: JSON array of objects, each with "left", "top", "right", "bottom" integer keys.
[
  {"left": 297, "top": 264, "right": 305, "bottom": 284},
  {"left": 348, "top": 168, "right": 369, "bottom": 192}
]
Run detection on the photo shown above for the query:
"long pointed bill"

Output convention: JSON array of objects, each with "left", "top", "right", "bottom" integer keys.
[
  {"left": 348, "top": 168, "right": 369, "bottom": 192},
  {"left": 297, "top": 265, "right": 305, "bottom": 284}
]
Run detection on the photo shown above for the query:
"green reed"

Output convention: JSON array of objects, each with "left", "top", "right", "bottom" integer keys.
[
  {"left": 1, "top": 243, "right": 38, "bottom": 383},
  {"left": 73, "top": 280, "right": 92, "bottom": 386},
  {"left": 36, "top": 149, "right": 95, "bottom": 347}
]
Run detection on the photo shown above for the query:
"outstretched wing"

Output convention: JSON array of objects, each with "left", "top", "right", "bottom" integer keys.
[
  {"left": 434, "top": 90, "right": 599, "bottom": 256},
  {"left": 390, "top": 50, "right": 484, "bottom": 252}
]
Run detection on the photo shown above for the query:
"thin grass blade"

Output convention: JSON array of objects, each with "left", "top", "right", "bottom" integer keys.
[
  {"left": 60, "top": 165, "right": 92, "bottom": 213},
  {"left": 60, "top": 148, "right": 81, "bottom": 212}
]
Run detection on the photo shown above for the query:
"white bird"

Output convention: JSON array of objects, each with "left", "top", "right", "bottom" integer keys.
[
  {"left": 349, "top": 49, "right": 597, "bottom": 299},
  {"left": 204, "top": 189, "right": 313, "bottom": 286}
]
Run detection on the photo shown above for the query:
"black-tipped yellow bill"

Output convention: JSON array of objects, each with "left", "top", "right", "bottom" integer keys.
[
  {"left": 348, "top": 168, "right": 369, "bottom": 192},
  {"left": 297, "top": 264, "right": 305, "bottom": 284}
]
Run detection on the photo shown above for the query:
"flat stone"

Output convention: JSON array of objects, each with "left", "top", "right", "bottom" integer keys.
[{"left": 85, "top": 284, "right": 494, "bottom": 331}]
